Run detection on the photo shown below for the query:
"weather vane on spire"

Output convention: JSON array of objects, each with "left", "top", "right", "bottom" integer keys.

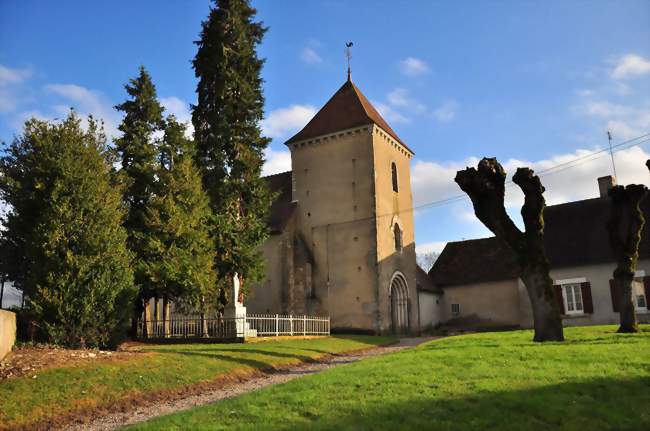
[{"left": 346, "top": 41, "right": 353, "bottom": 81}]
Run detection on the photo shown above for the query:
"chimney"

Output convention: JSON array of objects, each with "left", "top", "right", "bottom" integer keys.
[{"left": 598, "top": 175, "right": 617, "bottom": 198}]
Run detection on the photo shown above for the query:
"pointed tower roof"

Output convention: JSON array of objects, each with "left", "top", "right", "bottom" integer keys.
[{"left": 285, "top": 79, "right": 411, "bottom": 153}]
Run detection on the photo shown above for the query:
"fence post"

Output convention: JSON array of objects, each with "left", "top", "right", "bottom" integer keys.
[
  {"left": 275, "top": 314, "right": 279, "bottom": 337},
  {"left": 303, "top": 315, "right": 306, "bottom": 336},
  {"left": 290, "top": 315, "right": 293, "bottom": 336}
]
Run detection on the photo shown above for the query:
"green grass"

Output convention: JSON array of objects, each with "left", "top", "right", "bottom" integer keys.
[
  {"left": 0, "top": 335, "right": 392, "bottom": 429},
  {"left": 131, "top": 326, "right": 650, "bottom": 431}
]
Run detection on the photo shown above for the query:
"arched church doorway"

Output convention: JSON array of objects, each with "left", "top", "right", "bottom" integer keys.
[{"left": 390, "top": 272, "right": 409, "bottom": 334}]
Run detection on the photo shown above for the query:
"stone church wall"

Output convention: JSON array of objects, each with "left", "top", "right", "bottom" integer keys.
[{"left": 371, "top": 126, "right": 419, "bottom": 334}]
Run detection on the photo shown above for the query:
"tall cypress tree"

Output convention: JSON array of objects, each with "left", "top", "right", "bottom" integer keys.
[
  {"left": 192, "top": 0, "right": 273, "bottom": 295},
  {"left": 0, "top": 113, "right": 135, "bottom": 348},
  {"left": 114, "top": 66, "right": 165, "bottom": 309},
  {"left": 142, "top": 116, "right": 216, "bottom": 320}
]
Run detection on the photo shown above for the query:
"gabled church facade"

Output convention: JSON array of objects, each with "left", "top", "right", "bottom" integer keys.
[{"left": 248, "top": 77, "right": 420, "bottom": 334}]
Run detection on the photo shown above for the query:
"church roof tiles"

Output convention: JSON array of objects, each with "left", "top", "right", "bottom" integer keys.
[{"left": 285, "top": 79, "right": 411, "bottom": 153}]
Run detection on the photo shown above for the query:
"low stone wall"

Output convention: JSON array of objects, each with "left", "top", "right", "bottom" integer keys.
[{"left": 0, "top": 310, "right": 17, "bottom": 361}]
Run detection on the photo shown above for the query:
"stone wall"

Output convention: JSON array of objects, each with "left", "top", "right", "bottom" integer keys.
[{"left": 0, "top": 309, "right": 16, "bottom": 361}]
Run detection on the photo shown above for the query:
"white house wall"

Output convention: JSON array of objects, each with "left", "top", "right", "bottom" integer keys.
[{"left": 518, "top": 258, "right": 650, "bottom": 327}]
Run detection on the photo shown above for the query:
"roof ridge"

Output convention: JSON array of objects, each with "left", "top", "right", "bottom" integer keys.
[
  {"left": 284, "top": 79, "right": 410, "bottom": 152},
  {"left": 262, "top": 170, "right": 292, "bottom": 180}
]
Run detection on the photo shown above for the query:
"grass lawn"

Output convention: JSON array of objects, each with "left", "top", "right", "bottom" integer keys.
[
  {"left": 131, "top": 325, "right": 650, "bottom": 431},
  {"left": 0, "top": 335, "right": 392, "bottom": 430}
]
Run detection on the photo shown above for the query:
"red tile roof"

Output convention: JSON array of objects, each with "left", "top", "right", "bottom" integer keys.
[{"left": 285, "top": 79, "right": 412, "bottom": 153}]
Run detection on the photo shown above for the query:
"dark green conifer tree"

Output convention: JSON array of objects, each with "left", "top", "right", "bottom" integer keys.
[
  {"left": 142, "top": 117, "right": 216, "bottom": 326},
  {"left": 0, "top": 113, "right": 135, "bottom": 348},
  {"left": 192, "top": 0, "right": 273, "bottom": 297},
  {"left": 114, "top": 66, "right": 165, "bottom": 321}
]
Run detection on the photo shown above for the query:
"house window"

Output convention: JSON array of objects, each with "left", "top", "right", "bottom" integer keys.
[
  {"left": 562, "top": 283, "right": 584, "bottom": 315},
  {"left": 451, "top": 303, "right": 460, "bottom": 316},
  {"left": 391, "top": 162, "right": 399, "bottom": 193},
  {"left": 632, "top": 279, "right": 648, "bottom": 310},
  {"left": 394, "top": 223, "right": 402, "bottom": 252}
]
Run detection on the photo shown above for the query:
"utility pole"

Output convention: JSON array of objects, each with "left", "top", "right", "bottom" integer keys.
[{"left": 608, "top": 130, "right": 618, "bottom": 178}]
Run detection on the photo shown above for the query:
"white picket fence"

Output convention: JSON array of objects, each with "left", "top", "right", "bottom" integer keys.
[
  {"left": 137, "top": 313, "right": 330, "bottom": 340},
  {"left": 246, "top": 313, "right": 330, "bottom": 337}
]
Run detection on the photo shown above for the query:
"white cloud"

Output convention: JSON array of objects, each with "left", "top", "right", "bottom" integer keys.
[
  {"left": 411, "top": 146, "right": 650, "bottom": 226},
  {"left": 0, "top": 90, "right": 19, "bottom": 113},
  {"left": 160, "top": 96, "right": 191, "bottom": 121},
  {"left": 415, "top": 241, "right": 447, "bottom": 255},
  {"left": 572, "top": 98, "right": 650, "bottom": 141},
  {"left": 160, "top": 96, "right": 194, "bottom": 137},
  {"left": 387, "top": 88, "right": 426, "bottom": 113},
  {"left": 0, "top": 65, "right": 32, "bottom": 86},
  {"left": 261, "top": 104, "right": 316, "bottom": 139},
  {"left": 432, "top": 100, "right": 460, "bottom": 123},
  {"left": 576, "top": 100, "right": 633, "bottom": 118},
  {"left": 262, "top": 147, "right": 292, "bottom": 176},
  {"left": 8, "top": 109, "right": 53, "bottom": 132},
  {"left": 611, "top": 54, "right": 650, "bottom": 80},
  {"left": 576, "top": 89, "right": 594, "bottom": 97},
  {"left": 399, "top": 57, "right": 430, "bottom": 77},
  {"left": 374, "top": 101, "right": 411, "bottom": 124},
  {"left": 44, "top": 83, "right": 120, "bottom": 138},
  {"left": 0, "top": 65, "right": 33, "bottom": 114},
  {"left": 301, "top": 47, "right": 322, "bottom": 65}
]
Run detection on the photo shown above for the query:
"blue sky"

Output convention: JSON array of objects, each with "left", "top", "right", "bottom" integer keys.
[{"left": 1, "top": 0, "right": 650, "bottom": 255}]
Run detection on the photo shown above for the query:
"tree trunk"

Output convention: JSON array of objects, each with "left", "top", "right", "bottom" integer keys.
[
  {"left": 455, "top": 158, "right": 564, "bottom": 342},
  {"left": 607, "top": 183, "right": 646, "bottom": 334},
  {"left": 520, "top": 267, "right": 564, "bottom": 341},
  {"left": 615, "top": 275, "right": 638, "bottom": 333},
  {"left": 0, "top": 279, "right": 4, "bottom": 309}
]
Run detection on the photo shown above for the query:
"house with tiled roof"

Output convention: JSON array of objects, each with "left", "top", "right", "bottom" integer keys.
[
  {"left": 429, "top": 176, "right": 650, "bottom": 329},
  {"left": 247, "top": 76, "right": 434, "bottom": 334}
]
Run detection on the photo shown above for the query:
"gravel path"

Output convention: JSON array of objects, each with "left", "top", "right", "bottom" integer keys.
[{"left": 66, "top": 337, "right": 437, "bottom": 431}]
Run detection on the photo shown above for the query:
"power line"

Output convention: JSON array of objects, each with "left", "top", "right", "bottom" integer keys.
[
  {"left": 411, "top": 133, "right": 650, "bottom": 213},
  {"left": 306, "top": 132, "right": 650, "bottom": 230}
]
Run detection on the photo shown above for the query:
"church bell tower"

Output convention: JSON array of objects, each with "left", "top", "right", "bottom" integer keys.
[{"left": 283, "top": 74, "right": 418, "bottom": 334}]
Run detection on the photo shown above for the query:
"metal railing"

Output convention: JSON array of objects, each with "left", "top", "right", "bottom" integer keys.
[
  {"left": 137, "top": 313, "right": 330, "bottom": 340},
  {"left": 246, "top": 314, "right": 330, "bottom": 336}
]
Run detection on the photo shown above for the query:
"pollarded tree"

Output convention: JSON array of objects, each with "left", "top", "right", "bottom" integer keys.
[
  {"left": 114, "top": 66, "right": 165, "bottom": 326},
  {"left": 606, "top": 161, "right": 649, "bottom": 333},
  {"left": 0, "top": 113, "right": 135, "bottom": 348},
  {"left": 192, "top": 0, "right": 273, "bottom": 297},
  {"left": 455, "top": 158, "right": 564, "bottom": 342},
  {"left": 142, "top": 116, "right": 216, "bottom": 333}
]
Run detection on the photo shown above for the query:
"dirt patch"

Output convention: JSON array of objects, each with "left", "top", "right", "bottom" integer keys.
[{"left": 0, "top": 344, "right": 144, "bottom": 380}]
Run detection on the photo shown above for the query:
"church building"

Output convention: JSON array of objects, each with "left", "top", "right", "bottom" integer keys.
[{"left": 248, "top": 76, "right": 422, "bottom": 334}]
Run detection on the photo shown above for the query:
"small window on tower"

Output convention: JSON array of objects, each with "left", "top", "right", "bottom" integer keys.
[
  {"left": 394, "top": 223, "right": 403, "bottom": 252},
  {"left": 391, "top": 162, "right": 399, "bottom": 193}
]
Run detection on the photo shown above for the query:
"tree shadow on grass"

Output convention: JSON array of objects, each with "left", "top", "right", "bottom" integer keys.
[
  {"left": 200, "top": 348, "right": 315, "bottom": 362},
  {"left": 145, "top": 349, "right": 275, "bottom": 369},
  {"left": 250, "top": 376, "right": 650, "bottom": 431}
]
